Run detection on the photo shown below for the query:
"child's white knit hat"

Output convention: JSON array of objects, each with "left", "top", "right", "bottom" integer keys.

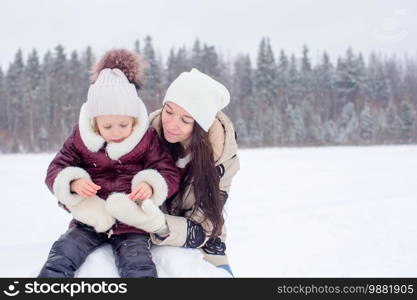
[
  {"left": 86, "top": 68, "right": 145, "bottom": 119},
  {"left": 163, "top": 68, "right": 230, "bottom": 131}
]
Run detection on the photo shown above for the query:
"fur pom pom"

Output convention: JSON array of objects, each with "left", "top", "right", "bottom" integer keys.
[{"left": 91, "top": 49, "right": 144, "bottom": 89}]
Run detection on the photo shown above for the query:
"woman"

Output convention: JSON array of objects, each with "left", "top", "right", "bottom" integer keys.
[{"left": 136, "top": 68, "right": 240, "bottom": 276}]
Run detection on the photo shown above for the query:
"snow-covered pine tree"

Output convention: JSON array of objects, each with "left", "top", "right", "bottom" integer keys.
[
  {"left": 191, "top": 38, "right": 204, "bottom": 71},
  {"left": 335, "top": 49, "right": 366, "bottom": 112},
  {"left": 5, "top": 49, "right": 25, "bottom": 152},
  {"left": 398, "top": 101, "right": 415, "bottom": 143},
  {"left": 166, "top": 46, "right": 191, "bottom": 89},
  {"left": 359, "top": 101, "right": 374, "bottom": 144},
  {"left": 288, "top": 53, "right": 302, "bottom": 103},
  {"left": 201, "top": 44, "right": 221, "bottom": 80},
  {"left": 299, "top": 45, "right": 318, "bottom": 144},
  {"left": 50, "top": 45, "right": 69, "bottom": 148},
  {"left": 338, "top": 102, "right": 358, "bottom": 144},
  {"left": 166, "top": 48, "right": 179, "bottom": 88},
  {"left": 367, "top": 53, "right": 390, "bottom": 109},
  {"left": 177, "top": 46, "right": 190, "bottom": 72},
  {"left": 403, "top": 58, "right": 417, "bottom": 112},
  {"left": 285, "top": 104, "right": 305, "bottom": 145},
  {"left": 133, "top": 39, "right": 141, "bottom": 54},
  {"left": 24, "top": 49, "right": 41, "bottom": 151},
  {"left": 231, "top": 54, "right": 254, "bottom": 146},
  {"left": 383, "top": 103, "right": 401, "bottom": 143},
  {"left": 384, "top": 56, "right": 403, "bottom": 108},
  {"left": 300, "top": 45, "right": 314, "bottom": 103},
  {"left": 81, "top": 46, "right": 95, "bottom": 75},
  {"left": 314, "top": 51, "right": 335, "bottom": 121},
  {"left": 302, "top": 99, "right": 323, "bottom": 145},
  {"left": 254, "top": 37, "right": 279, "bottom": 146},
  {"left": 142, "top": 36, "right": 163, "bottom": 112},
  {"left": 68, "top": 50, "right": 86, "bottom": 131},
  {"left": 277, "top": 49, "right": 289, "bottom": 116},
  {"left": 37, "top": 51, "right": 53, "bottom": 151},
  {"left": 0, "top": 67, "right": 6, "bottom": 152},
  {"left": 323, "top": 119, "right": 338, "bottom": 144}
]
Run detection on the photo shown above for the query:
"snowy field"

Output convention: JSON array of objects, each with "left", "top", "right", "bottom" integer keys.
[{"left": 1, "top": 145, "right": 416, "bottom": 277}]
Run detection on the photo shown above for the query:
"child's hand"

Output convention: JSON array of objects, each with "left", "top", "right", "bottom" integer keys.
[
  {"left": 70, "top": 178, "right": 101, "bottom": 198},
  {"left": 129, "top": 182, "right": 153, "bottom": 202}
]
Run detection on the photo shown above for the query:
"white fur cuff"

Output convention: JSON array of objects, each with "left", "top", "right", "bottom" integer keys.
[
  {"left": 131, "top": 169, "right": 168, "bottom": 206},
  {"left": 52, "top": 167, "right": 91, "bottom": 206}
]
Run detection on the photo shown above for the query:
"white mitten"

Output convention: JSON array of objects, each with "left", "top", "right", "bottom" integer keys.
[
  {"left": 67, "top": 196, "right": 115, "bottom": 233},
  {"left": 105, "top": 193, "right": 166, "bottom": 233}
]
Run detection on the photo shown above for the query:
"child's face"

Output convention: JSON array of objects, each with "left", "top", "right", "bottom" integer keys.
[
  {"left": 95, "top": 115, "right": 135, "bottom": 143},
  {"left": 161, "top": 101, "right": 194, "bottom": 144}
]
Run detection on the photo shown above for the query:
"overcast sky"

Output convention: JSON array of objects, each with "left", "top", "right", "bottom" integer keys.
[{"left": 1, "top": 0, "right": 417, "bottom": 69}]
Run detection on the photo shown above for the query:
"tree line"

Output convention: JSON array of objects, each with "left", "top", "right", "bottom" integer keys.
[{"left": 0, "top": 36, "right": 416, "bottom": 153}]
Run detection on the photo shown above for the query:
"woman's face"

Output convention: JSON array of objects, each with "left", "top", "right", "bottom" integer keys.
[{"left": 161, "top": 101, "right": 195, "bottom": 143}]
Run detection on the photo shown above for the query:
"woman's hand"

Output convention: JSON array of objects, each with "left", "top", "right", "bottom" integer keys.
[
  {"left": 70, "top": 178, "right": 101, "bottom": 198},
  {"left": 129, "top": 182, "right": 153, "bottom": 202}
]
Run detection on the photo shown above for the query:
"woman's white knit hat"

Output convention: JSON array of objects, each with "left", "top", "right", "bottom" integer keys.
[
  {"left": 86, "top": 68, "right": 146, "bottom": 119},
  {"left": 163, "top": 68, "right": 230, "bottom": 131}
]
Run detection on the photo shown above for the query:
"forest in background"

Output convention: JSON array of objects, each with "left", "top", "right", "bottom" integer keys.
[{"left": 1, "top": 36, "right": 416, "bottom": 152}]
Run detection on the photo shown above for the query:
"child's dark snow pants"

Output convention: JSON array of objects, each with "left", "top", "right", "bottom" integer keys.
[{"left": 38, "top": 222, "right": 157, "bottom": 278}]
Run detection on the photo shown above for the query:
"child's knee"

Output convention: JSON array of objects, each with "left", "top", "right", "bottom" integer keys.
[
  {"left": 44, "top": 226, "right": 103, "bottom": 271},
  {"left": 116, "top": 247, "right": 157, "bottom": 278},
  {"left": 112, "top": 234, "right": 157, "bottom": 278}
]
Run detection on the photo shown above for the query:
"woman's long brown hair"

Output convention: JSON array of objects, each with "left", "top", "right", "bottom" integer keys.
[{"left": 160, "top": 113, "right": 224, "bottom": 238}]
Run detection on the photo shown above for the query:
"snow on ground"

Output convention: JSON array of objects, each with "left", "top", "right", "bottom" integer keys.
[{"left": 0, "top": 145, "right": 416, "bottom": 277}]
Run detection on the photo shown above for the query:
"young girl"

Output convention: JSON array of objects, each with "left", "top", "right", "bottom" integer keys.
[{"left": 38, "top": 49, "right": 180, "bottom": 278}]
